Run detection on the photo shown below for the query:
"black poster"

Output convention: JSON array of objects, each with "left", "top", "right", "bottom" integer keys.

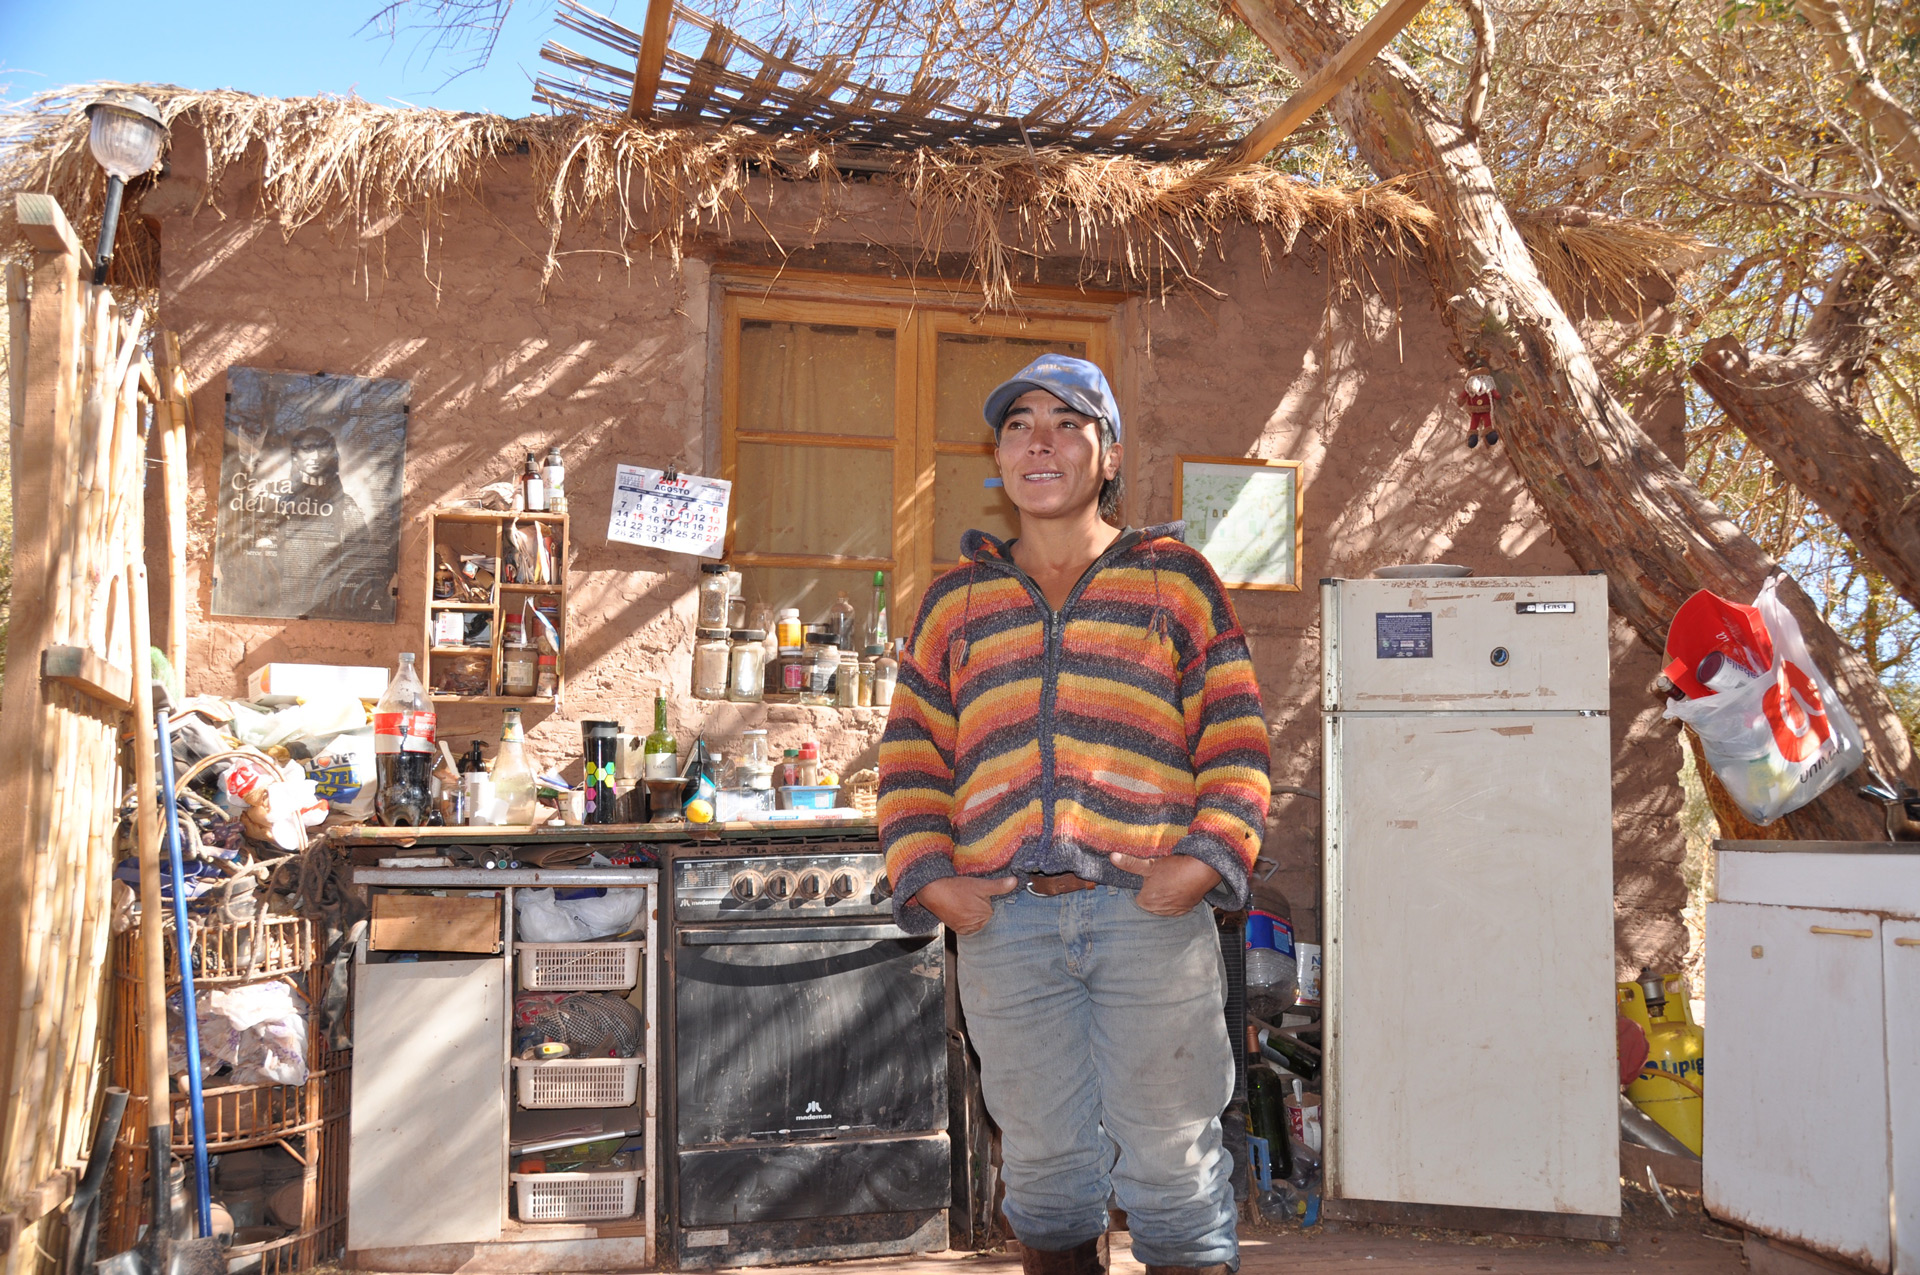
[{"left": 212, "top": 368, "right": 408, "bottom": 622}]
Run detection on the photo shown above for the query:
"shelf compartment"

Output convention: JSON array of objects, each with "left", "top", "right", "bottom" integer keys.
[
  {"left": 517, "top": 942, "right": 644, "bottom": 992},
  {"left": 514, "top": 1057, "right": 642, "bottom": 1109},
  {"left": 512, "top": 1168, "right": 641, "bottom": 1222}
]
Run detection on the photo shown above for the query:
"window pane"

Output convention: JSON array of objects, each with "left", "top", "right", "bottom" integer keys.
[
  {"left": 733, "top": 443, "right": 893, "bottom": 559},
  {"left": 935, "top": 333, "right": 1086, "bottom": 442},
  {"left": 739, "top": 321, "right": 895, "bottom": 437},
  {"left": 737, "top": 567, "right": 885, "bottom": 643},
  {"left": 933, "top": 451, "right": 1019, "bottom": 563}
]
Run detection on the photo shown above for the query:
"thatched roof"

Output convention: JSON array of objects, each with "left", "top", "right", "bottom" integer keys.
[{"left": 0, "top": 85, "right": 1706, "bottom": 312}]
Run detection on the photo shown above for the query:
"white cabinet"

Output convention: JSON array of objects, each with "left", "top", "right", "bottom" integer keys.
[{"left": 1707, "top": 845, "right": 1920, "bottom": 1275}]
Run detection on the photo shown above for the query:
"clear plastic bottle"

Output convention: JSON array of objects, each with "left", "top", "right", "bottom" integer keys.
[
  {"left": 492, "top": 708, "right": 538, "bottom": 825},
  {"left": 374, "top": 653, "right": 436, "bottom": 826}
]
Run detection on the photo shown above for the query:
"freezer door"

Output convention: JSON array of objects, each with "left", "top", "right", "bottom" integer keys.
[
  {"left": 1325, "top": 712, "right": 1618, "bottom": 1219},
  {"left": 1323, "top": 575, "right": 1609, "bottom": 713}
]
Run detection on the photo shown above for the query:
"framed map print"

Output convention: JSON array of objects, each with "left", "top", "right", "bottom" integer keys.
[{"left": 1173, "top": 455, "right": 1302, "bottom": 591}]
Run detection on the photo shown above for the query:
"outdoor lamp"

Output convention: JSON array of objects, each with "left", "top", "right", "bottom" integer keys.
[{"left": 84, "top": 92, "right": 167, "bottom": 285}]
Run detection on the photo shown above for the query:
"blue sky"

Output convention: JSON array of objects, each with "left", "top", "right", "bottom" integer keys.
[{"left": 0, "top": 0, "right": 622, "bottom": 115}]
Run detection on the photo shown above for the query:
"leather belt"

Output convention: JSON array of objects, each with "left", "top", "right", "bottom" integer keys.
[{"left": 1025, "top": 872, "right": 1099, "bottom": 897}]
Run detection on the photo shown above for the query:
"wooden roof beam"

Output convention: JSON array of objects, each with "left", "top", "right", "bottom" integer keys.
[
  {"left": 1222, "top": 0, "right": 1433, "bottom": 168},
  {"left": 627, "top": 0, "right": 676, "bottom": 120}
]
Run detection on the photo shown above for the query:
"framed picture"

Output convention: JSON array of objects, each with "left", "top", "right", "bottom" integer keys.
[{"left": 1173, "top": 455, "right": 1303, "bottom": 591}]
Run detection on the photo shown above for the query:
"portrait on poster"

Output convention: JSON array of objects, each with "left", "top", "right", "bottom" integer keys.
[
  {"left": 212, "top": 368, "right": 409, "bottom": 622},
  {"left": 1173, "top": 456, "right": 1303, "bottom": 591}
]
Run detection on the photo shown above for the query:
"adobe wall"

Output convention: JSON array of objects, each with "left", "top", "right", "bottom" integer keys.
[{"left": 139, "top": 126, "right": 1687, "bottom": 974}]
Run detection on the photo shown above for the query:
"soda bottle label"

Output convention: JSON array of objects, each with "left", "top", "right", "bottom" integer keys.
[{"left": 373, "top": 711, "right": 438, "bottom": 754}]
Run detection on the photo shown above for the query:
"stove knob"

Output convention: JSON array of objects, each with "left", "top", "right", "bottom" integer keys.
[
  {"left": 872, "top": 874, "right": 893, "bottom": 901},
  {"left": 730, "top": 870, "right": 765, "bottom": 902},
  {"left": 764, "top": 869, "right": 798, "bottom": 902},
  {"left": 795, "top": 868, "right": 828, "bottom": 901},
  {"left": 827, "top": 869, "right": 863, "bottom": 901}
]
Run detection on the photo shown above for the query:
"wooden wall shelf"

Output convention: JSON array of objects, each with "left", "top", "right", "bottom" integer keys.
[{"left": 423, "top": 508, "right": 571, "bottom": 707}]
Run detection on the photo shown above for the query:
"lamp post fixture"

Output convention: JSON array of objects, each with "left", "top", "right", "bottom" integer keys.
[{"left": 84, "top": 92, "right": 168, "bottom": 286}]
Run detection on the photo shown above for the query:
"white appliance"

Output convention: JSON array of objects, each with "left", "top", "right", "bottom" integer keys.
[
  {"left": 1706, "top": 842, "right": 1919, "bottom": 1274},
  {"left": 1320, "top": 574, "right": 1621, "bottom": 1236}
]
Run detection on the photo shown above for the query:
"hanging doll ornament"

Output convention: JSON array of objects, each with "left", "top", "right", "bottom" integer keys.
[{"left": 1459, "top": 370, "right": 1501, "bottom": 449}]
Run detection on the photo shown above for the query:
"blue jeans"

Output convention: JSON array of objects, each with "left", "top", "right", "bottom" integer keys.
[{"left": 957, "top": 884, "right": 1237, "bottom": 1268}]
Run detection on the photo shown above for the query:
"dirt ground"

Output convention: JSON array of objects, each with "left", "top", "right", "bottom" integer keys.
[{"left": 753, "top": 1178, "right": 1747, "bottom": 1275}]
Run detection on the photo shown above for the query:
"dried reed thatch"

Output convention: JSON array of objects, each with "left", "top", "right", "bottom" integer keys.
[{"left": 0, "top": 85, "right": 1706, "bottom": 312}]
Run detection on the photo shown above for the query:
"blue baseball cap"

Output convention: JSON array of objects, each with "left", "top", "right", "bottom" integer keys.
[{"left": 983, "top": 355, "right": 1122, "bottom": 442}]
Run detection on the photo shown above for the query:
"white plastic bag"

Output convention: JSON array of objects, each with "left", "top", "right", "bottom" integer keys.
[
  {"left": 169, "top": 979, "right": 310, "bottom": 1087},
  {"left": 1664, "top": 577, "right": 1864, "bottom": 823},
  {"left": 514, "top": 888, "right": 643, "bottom": 942}
]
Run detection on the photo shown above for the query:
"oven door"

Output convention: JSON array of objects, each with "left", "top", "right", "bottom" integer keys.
[{"left": 675, "top": 923, "right": 948, "bottom": 1146}]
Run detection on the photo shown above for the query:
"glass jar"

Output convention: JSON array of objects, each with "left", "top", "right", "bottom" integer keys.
[
  {"left": 737, "top": 728, "right": 772, "bottom": 790},
  {"left": 728, "top": 628, "right": 766, "bottom": 702},
  {"left": 808, "top": 636, "right": 839, "bottom": 699},
  {"left": 835, "top": 649, "right": 860, "bottom": 707},
  {"left": 697, "top": 563, "right": 731, "bottom": 631},
  {"left": 502, "top": 642, "right": 538, "bottom": 696},
  {"left": 872, "top": 641, "right": 899, "bottom": 707},
  {"left": 694, "top": 629, "right": 731, "bottom": 700},
  {"left": 536, "top": 653, "right": 558, "bottom": 698},
  {"left": 772, "top": 648, "right": 808, "bottom": 700}
]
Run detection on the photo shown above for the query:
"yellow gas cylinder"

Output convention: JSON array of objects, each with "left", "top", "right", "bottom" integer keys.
[{"left": 1618, "top": 968, "right": 1704, "bottom": 1155}]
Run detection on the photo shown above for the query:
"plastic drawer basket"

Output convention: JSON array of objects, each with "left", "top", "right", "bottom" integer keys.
[
  {"left": 512, "top": 1168, "right": 641, "bottom": 1222},
  {"left": 514, "top": 1057, "right": 641, "bottom": 1109},
  {"left": 516, "top": 941, "right": 642, "bottom": 991}
]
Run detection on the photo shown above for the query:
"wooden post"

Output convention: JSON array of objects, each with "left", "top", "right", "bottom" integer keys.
[
  {"left": 154, "top": 332, "right": 192, "bottom": 680},
  {"left": 0, "top": 194, "right": 83, "bottom": 1204},
  {"left": 126, "top": 558, "right": 171, "bottom": 1244}
]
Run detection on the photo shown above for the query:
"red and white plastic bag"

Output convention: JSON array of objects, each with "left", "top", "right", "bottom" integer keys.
[{"left": 1661, "top": 577, "right": 1864, "bottom": 824}]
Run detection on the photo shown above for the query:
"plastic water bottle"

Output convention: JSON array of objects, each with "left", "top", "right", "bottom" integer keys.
[{"left": 1246, "top": 908, "right": 1298, "bottom": 1015}]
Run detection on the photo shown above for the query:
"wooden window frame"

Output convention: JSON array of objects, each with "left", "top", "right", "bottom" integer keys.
[{"left": 718, "top": 279, "right": 1120, "bottom": 619}]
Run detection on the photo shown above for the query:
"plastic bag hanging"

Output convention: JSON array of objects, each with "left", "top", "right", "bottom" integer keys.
[{"left": 1662, "top": 576, "right": 1864, "bottom": 823}]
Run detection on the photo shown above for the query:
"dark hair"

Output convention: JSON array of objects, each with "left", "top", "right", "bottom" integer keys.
[{"left": 991, "top": 414, "right": 1125, "bottom": 523}]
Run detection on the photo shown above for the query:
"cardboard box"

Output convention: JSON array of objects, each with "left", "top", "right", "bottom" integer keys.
[
  {"left": 246, "top": 662, "right": 388, "bottom": 705},
  {"left": 370, "top": 893, "right": 502, "bottom": 953}
]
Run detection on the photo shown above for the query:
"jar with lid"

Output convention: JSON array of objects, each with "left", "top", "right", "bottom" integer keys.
[
  {"left": 737, "top": 729, "right": 772, "bottom": 789},
  {"left": 775, "top": 607, "right": 804, "bottom": 649},
  {"left": 694, "top": 629, "right": 731, "bottom": 700},
  {"left": 771, "top": 647, "right": 808, "bottom": 700},
  {"left": 697, "top": 563, "right": 731, "bottom": 631},
  {"left": 779, "top": 747, "right": 800, "bottom": 787},
  {"left": 728, "top": 628, "right": 766, "bottom": 702},
  {"left": 727, "top": 571, "right": 747, "bottom": 629},
  {"left": 795, "top": 740, "right": 820, "bottom": 788},
  {"left": 835, "top": 647, "right": 860, "bottom": 707},
  {"left": 807, "top": 634, "right": 840, "bottom": 700},
  {"left": 502, "top": 640, "right": 538, "bottom": 696},
  {"left": 859, "top": 645, "right": 883, "bottom": 706},
  {"left": 872, "top": 639, "right": 900, "bottom": 707}
]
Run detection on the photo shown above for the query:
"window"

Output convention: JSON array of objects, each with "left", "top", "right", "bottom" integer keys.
[{"left": 719, "top": 287, "right": 1118, "bottom": 629}]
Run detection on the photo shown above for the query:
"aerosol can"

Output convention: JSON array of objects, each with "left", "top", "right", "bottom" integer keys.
[{"left": 1618, "top": 968, "right": 1704, "bottom": 1155}]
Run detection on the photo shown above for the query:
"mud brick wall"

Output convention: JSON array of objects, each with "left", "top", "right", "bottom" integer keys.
[{"left": 140, "top": 127, "right": 1688, "bottom": 974}]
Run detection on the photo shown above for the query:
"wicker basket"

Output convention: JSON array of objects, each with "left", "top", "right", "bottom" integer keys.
[{"left": 843, "top": 769, "right": 880, "bottom": 817}]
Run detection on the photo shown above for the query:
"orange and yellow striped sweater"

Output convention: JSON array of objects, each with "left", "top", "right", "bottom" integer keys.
[{"left": 879, "top": 523, "right": 1272, "bottom": 933}]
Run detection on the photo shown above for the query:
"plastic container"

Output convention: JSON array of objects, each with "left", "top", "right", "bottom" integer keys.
[
  {"left": 514, "top": 1057, "right": 642, "bottom": 1108},
  {"left": 775, "top": 607, "right": 804, "bottom": 649},
  {"left": 512, "top": 1168, "right": 641, "bottom": 1223},
  {"left": 781, "top": 785, "right": 840, "bottom": 811},
  {"left": 516, "top": 941, "right": 643, "bottom": 991}
]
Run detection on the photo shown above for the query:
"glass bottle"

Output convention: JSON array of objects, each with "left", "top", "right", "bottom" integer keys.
[
  {"left": 872, "top": 639, "right": 900, "bottom": 707},
  {"left": 827, "top": 592, "right": 857, "bottom": 649},
  {"left": 374, "top": 653, "right": 436, "bottom": 826},
  {"left": 697, "top": 563, "right": 731, "bottom": 630},
  {"left": 644, "top": 690, "right": 678, "bottom": 780},
  {"left": 864, "top": 570, "right": 889, "bottom": 651},
  {"left": 542, "top": 445, "right": 566, "bottom": 513},
  {"left": 521, "top": 450, "right": 546, "bottom": 512},
  {"left": 694, "top": 629, "right": 731, "bottom": 700},
  {"left": 492, "top": 708, "right": 538, "bottom": 825},
  {"left": 728, "top": 628, "right": 767, "bottom": 702}
]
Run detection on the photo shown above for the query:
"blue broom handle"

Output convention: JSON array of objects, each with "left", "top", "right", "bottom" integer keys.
[{"left": 155, "top": 711, "right": 214, "bottom": 1239}]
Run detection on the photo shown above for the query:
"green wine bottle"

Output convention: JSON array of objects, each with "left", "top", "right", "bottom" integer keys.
[{"left": 643, "top": 689, "right": 678, "bottom": 780}]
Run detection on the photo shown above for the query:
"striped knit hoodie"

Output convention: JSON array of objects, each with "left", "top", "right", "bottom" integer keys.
[{"left": 878, "top": 521, "right": 1272, "bottom": 933}]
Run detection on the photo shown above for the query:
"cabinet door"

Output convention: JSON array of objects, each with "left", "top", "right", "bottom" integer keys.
[
  {"left": 1887, "top": 919, "right": 1920, "bottom": 1275},
  {"left": 1705, "top": 903, "right": 1889, "bottom": 1272},
  {"left": 348, "top": 959, "right": 506, "bottom": 1250}
]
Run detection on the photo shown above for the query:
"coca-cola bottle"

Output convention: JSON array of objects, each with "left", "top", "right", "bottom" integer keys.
[{"left": 374, "top": 653, "right": 437, "bottom": 826}]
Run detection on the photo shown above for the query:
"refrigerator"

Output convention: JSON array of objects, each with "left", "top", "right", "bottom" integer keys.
[{"left": 1319, "top": 574, "right": 1621, "bottom": 1235}]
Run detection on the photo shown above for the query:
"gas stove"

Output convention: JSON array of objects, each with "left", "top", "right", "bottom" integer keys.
[{"left": 673, "top": 851, "right": 892, "bottom": 923}]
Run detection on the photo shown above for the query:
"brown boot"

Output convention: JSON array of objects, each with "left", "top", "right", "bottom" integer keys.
[{"left": 1018, "top": 1235, "right": 1105, "bottom": 1275}]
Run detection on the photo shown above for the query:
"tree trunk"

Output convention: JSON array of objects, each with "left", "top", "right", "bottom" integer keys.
[
  {"left": 1230, "top": 0, "right": 1910, "bottom": 839},
  {"left": 1691, "top": 253, "right": 1920, "bottom": 615}
]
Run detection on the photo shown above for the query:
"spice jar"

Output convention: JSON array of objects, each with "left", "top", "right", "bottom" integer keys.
[
  {"left": 807, "top": 634, "right": 839, "bottom": 700},
  {"left": 836, "top": 647, "right": 860, "bottom": 707},
  {"left": 776, "top": 607, "right": 804, "bottom": 649},
  {"left": 697, "top": 563, "right": 731, "bottom": 631},
  {"left": 536, "top": 653, "right": 558, "bottom": 698},
  {"left": 796, "top": 741, "right": 820, "bottom": 788},
  {"left": 502, "top": 640, "right": 538, "bottom": 696},
  {"left": 779, "top": 747, "right": 800, "bottom": 788},
  {"left": 728, "top": 628, "right": 766, "bottom": 702},
  {"left": 772, "top": 647, "right": 808, "bottom": 700},
  {"left": 694, "top": 629, "right": 731, "bottom": 700}
]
